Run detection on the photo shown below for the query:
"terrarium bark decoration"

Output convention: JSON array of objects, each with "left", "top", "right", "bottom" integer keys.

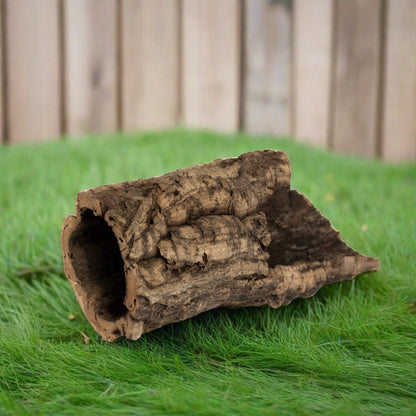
[{"left": 61, "top": 150, "right": 379, "bottom": 342}]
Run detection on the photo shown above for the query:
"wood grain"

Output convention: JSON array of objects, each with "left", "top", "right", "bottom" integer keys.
[
  {"left": 182, "top": 0, "right": 240, "bottom": 132},
  {"left": 244, "top": 0, "right": 292, "bottom": 137},
  {"left": 6, "top": 0, "right": 61, "bottom": 143},
  {"left": 331, "top": 0, "right": 382, "bottom": 157},
  {"left": 381, "top": 0, "right": 416, "bottom": 162},
  {"left": 64, "top": 0, "right": 117, "bottom": 137},
  {"left": 293, "top": 0, "right": 333, "bottom": 148},
  {"left": 121, "top": 0, "right": 179, "bottom": 131}
]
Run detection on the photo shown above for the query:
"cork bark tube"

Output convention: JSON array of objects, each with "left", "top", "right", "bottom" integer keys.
[{"left": 61, "top": 150, "right": 379, "bottom": 342}]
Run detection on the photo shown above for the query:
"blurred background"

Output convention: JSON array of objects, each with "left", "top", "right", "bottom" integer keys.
[{"left": 0, "top": 0, "right": 415, "bottom": 162}]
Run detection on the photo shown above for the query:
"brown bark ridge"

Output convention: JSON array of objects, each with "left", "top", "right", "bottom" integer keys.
[{"left": 61, "top": 150, "right": 379, "bottom": 342}]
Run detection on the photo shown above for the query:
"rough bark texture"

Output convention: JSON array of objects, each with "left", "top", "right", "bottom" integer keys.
[{"left": 61, "top": 150, "right": 379, "bottom": 342}]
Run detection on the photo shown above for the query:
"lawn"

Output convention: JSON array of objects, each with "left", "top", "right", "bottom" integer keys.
[{"left": 0, "top": 129, "right": 415, "bottom": 415}]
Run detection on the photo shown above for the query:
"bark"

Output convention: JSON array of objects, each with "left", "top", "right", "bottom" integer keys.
[{"left": 61, "top": 150, "right": 379, "bottom": 342}]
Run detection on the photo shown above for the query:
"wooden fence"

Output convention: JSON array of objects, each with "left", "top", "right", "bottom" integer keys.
[{"left": 0, "top": 0, "right": 415, "bottom": 162}]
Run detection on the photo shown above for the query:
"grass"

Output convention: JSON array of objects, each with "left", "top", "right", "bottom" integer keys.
[{"left": 0, "top": 129, "right": 415, "bottom": 415}]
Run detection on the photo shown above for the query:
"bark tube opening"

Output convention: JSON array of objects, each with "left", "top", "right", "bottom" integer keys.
[{"left": 67, "top": 209, "right": 127, "bottom": 322}]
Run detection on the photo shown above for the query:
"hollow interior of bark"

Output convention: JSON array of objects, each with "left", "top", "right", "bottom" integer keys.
[
  {"left": 264, "top": 191, "right": 351, "bottom": 267},
  {"left": 68, "top": 209, "right": 127, "bottom": 321}
]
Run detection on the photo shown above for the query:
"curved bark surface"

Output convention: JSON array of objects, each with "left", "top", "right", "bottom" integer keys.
[{"left": 61, "top": 150, "right": 379, "bottom": 341}]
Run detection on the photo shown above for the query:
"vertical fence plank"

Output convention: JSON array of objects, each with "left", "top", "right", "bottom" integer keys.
[
  {"left": 65, "top": 0, "right": 117, "bottom": 137},
  {"left": 122, "top": 0, "right": 179, "bottom": 131},
  {"left": 182, "top": 0, "right": 240, "bottom": 132},
  {"left": 6, "top": 0, "right": 60, "bottom": 143},
  {"left": 381, "top": 0, "right": 416, "bottom": 162},
  {"left": 244, "top": 0, "right": 291, "bottom": 137},
  {"left": 331, "top": 0, "right": 382, "bottom": 157},
  {"left": 293, "top": 0, "right": 332, "bottom": 147}
]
